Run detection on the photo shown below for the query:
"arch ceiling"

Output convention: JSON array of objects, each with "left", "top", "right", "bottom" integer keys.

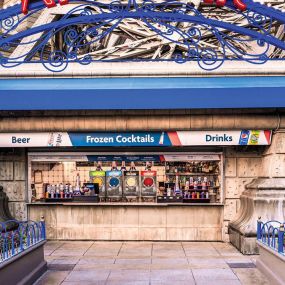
[{"left": 0, "top": 0, "right": 285, "bottom": 72}]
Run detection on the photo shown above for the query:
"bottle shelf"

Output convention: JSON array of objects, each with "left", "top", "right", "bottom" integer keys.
[
  {"left": 166, "top": 173, "right": 219, "bottom": 176},
  {"left": 183, "top": 198, "right": 210, "bottom": 203}
]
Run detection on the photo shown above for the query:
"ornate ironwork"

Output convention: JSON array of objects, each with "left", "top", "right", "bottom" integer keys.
[
  {"left": 0, "top": 219, "right": 46, "bottom": 263},
  {"left": 0, "top": 0, "right": 285, "bottom": 72},
  {"left": 257, "top": 219, "right": 285, "bottom": 255}
]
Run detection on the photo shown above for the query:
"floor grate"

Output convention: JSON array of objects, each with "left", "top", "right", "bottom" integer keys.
[
  {"left": 47, "top": 264, "right": 75, "bottom": 271},
  {"left": 227, "top": 262, "right": 256, "bottom": 268}
]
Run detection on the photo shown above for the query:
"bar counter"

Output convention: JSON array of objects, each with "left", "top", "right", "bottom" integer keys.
[{"left": 28, "top": 203, "right": 224, "bottom": 241}]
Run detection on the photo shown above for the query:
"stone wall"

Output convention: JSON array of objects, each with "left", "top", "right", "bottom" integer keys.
[
  {"left": 223, "top": 146, "right": 264, "bottom": 242},
  {"left": 0, "top": 149, "right": 27, "bottom": 221}
]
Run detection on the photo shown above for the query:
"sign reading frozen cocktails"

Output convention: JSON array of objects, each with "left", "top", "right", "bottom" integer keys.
[{"left": 0, "top": 130, "right": 272, "bottom": 147}]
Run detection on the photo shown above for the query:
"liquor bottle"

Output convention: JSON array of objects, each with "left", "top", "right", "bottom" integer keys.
[
  {"left": 201, "top": 191, "right": 204, "bottom": 199},
  {"left": 111, "top": 161, "right": 118, "bottom": 171},
  {"left": 174, "top": 175, "right": 180, "bottom": 196},
  {"left": 69, "top": 184, "right": 73, "bottom": 196},
  {"left": 145, "top": 161, "right": 152, "bottom": 171},
  {"left": 185, "top": 180, "right": 189, "bottom": 190},
  {"left": 191, "top": 191, "right": 195, "bottom": 199},
  {"left": 198, "top": 163, "right": 203, "bottom": 173},
  {"left": 197, "top": 177, "right": 202, "bottom": 189},
  {"left": 130, "top": 161, "right": 136, "bottom": 171},
  {"left": 209, "top": 162, "right": 213, "bottom": 172},
  {"left": 59, "top": 183, "right": 64, "bottom": 199},
  {"left": 55, "top": 184, "right": 60, "bottom": 198},
  {"left": 64, "top": 184, "right": 69, "bottom": 198},
  {"left": 189, "top": 177, "right": 194, "bottom": 189},
  {"left": 96, "top": 161, "right": 103, "bottom": 171},
  {"left": 204, "top": 162, "right": 210, "bottom": 173},
  {"left": 46, "top": 184, "right": 50, "bottom": 199},
  {"left": 197, "top": 192, "right": 200, "bottom": 199},
  {"left": 202, "top": 177, "right": 208, "bottom": 190},
  {"left": 193, "top": 179, "right": 198, "bottom": 190},
  {"left": 215, "top": 178, "right": 220, "bottom": 188},
  {"left": 205, "top": 192, "right": 209, "bottom": 199},
  {"left": 120, "top": 161, "right": 127, "bottom": 171},
  {"left": 50, "top": 185, "right": 55, "bottom": 199},
  {"left": 166, "top": 163, "right": 170, "bottom": 173}
]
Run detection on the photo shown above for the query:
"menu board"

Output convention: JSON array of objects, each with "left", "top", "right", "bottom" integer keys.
[
  {"left": 140, "top": 171, "right": 157, "bottom": 197},
  {"left": 89, "top": 171, "right": 106, "bottom": 198},
  {"left": 106, "top": 170, "right": 123, "bottom": 197},
  {"left": 123, "top": 171, "right": 139, "bottom": 197}
]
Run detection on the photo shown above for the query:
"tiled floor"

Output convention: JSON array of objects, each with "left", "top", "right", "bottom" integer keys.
[{"left": 34, "top": 241, "right": 270, "bottom": 285}]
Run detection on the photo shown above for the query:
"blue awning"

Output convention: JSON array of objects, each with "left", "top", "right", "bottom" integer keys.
[{"left": 0, "top": 77, "right": 284, "bottom": 110}]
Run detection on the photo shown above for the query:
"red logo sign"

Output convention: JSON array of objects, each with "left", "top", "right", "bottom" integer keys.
[
  {"left": 21, "top": 0, "right": 69, "bottom": 14},
  {"left": 203, "top": 0, "right": 247, "bottom": 11},
  {"left": 21, "top": 0, "right": 246, "bottom": 15}
]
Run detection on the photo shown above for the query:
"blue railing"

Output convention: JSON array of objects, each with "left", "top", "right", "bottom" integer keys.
[
  {"left": 257, "top": 219, "right": 285, "bottom": 255},
  {"left": 0, "top": 219, "right": 46, "bottom": 263}
]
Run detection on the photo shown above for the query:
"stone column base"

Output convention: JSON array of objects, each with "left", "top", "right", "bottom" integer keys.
[{"left": 229, "top": 227, "right": 259, "bottom": 255}]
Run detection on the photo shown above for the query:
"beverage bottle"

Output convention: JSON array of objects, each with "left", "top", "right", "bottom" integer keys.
[
  {"left": 190, "top": 177, "right": 194, "bottom": 189},
  {"left": 145, "top": 161, "right": 152, "bottom": 171},
  {"left": 209, "top": 162, "right": 213, "bottom": 172},
  {"left": 197, "top": 192, "right": 200, "bottom": 199},
  {"left": 185, "top": 180, "right": 189, "bottom": 190},
  {"left": 120, "top": 161, "right": 127, "bottom": 171},
  {"left": 201, "top": 191, "right": 204, "bottom": 199},
  {"left": 215, "top": 178, "right": 220, "bottom": 188},
  {"left": 130, "top": 161, "right": 136, "bottom": 171},
  {"left": 111, "top": 161, "right": 118, "bottom": 171},
  {"left": 46, "top": 184, "right": 50, "bottom": 199},
  {"left": 96, "top": 161, "right": 103, "bottom": 171},
  {"left": 50, "top": 185, "right": 55, "bottom": 199},
  {"left": 197, "top": 177, "right": 202, "bottom": 189},
  {"left": 205, "top": 192, "right": 209, "bottom": 199},
  {"left": 194, "top": 179, "right": 198, "bottom": 190},
  {"left": 75, "top": 173, "right": 81, "bottom": 191},
  {"left": 191, "top": 191, "right": 195, "bottom": 199},
  {"left": 60, "top": 183, "right": 64, "bottom": 199},
  {"left": 56, "top": 184, "right": 60, "bottom": 198},
  {"left": 202, "top": 177, "right": 207, "bottom": 190}
]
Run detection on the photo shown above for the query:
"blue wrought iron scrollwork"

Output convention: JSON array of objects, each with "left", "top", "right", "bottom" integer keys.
[
  {"left": 0, "top": 0, "right": 285, "bottom": 72},
  {"left": 0, "top": 219, "right": 46, "bottom": 263}
]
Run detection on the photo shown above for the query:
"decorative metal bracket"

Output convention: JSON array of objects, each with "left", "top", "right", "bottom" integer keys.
[{"left": 1, "top": 0, "right": 285, "bottom": 72}]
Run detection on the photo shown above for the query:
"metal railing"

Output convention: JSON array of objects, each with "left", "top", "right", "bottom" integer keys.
[
  {"left": 257, "top": 219, "right": 285, "bottom": 255},
  {"left": 0, "top": 218, "right": 46, "bottom": 263}
]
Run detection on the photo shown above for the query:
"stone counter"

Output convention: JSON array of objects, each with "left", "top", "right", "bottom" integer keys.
[{"left": 28, "top": 203, "right": 224, "bottom": 241}]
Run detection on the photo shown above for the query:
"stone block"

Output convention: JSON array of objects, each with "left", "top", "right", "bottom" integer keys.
[
  {"left": 111, "top": 207, "right": 139, "bottom": 226},
  {"left": 111, "top": 227, "right": 139, "bottom": 240},
  {"left": 237, "top": 158, "right": 261, "bottom": 177},
  {"left": 224, "top": 199, "right": 238, "bottom": 221},
  {"left": 260, "top": 154, "right": 285, "bottom": 178},
  {"left": 264, "top": 132, "right": 285, "bottom": 155},
  {"left": 225, "top": 178, "right": 252, "bottom": 199},
  {"left": 196, "top": 228, "right": 222, "bottom": 241},
  {"left": 225, "top": 158, "right": 237, "bottom": 177},
  {"left": 190, "top": 115, "right": 213, "bottom": 129},
  {"left": 8, "top": 202, "right": 27, "bottom": 221},
  {"left": 0, "top": 161, "right": 13, "bottom": 180},
  {"left": 138, "top": 227, "right": 167, "bottom": 240},
  {"left": 14, "top": 161, "right": 26, "bottom": 180},
  {"left": 139, "top": 207, "right": 166, "bottom": 226},
  {"left": 2, "top": 181, "right": 25, "bottom": 201},
  {"left": 166, "top": 227, "right": 196, "bottom": 241}
]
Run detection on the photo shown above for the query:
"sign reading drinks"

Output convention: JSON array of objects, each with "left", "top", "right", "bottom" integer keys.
[{"left": 0, "top": 131, "right": 272, "bottom": 147}]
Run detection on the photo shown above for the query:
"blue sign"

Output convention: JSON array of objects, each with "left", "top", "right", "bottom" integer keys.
[{"left": 69, "top": 132, "right": 171, "bottom": 147}]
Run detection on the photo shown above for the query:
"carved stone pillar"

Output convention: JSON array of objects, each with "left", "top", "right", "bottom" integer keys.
[{"left": 229, "top": 132, "right": 285, "bottom": 254}]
